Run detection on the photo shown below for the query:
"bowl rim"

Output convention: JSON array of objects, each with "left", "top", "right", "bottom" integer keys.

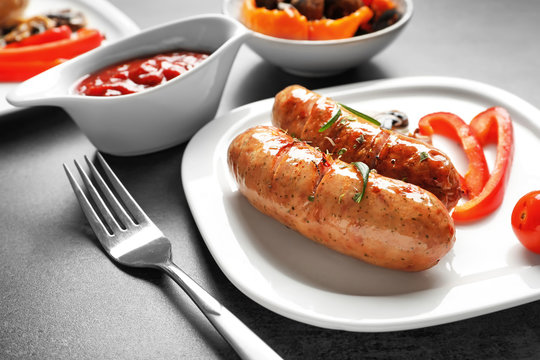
[{"left": 223, "top": 0, "right": 414, "bottom": 45}]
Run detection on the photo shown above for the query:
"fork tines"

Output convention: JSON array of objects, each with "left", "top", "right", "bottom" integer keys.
[{"left": 63, "top": 153, "right": 148, "bottom": 239}]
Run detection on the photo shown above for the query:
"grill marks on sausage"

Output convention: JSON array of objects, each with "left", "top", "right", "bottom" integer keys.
[
  {"left": 229, "top": 126, "right": 355, "bottom": 228},
  {"left": 275, "top": 87, "right": 390, "bottom": 167},
  {"left": 333, "top": 111, "right": 390, "bottom": 168},
  {"left": 270, "top": 136, "right": 334, "bottom": 228},
  {"left": 375, "top": 136, "right": 458, "bottom": 207},
  {"left": 272, "top": 85, "right": 462, "bottom": 210}
]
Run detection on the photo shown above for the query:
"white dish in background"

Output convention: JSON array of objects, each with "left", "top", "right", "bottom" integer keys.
[
  {"left": 182, "top": 76, "right": 540, "bottom": 332},
  {"left": 222, "top": 0, "right": 413, "bottom": 77},
  {"left": 0, "top": 0, "right": 139, "bottom": 115}
]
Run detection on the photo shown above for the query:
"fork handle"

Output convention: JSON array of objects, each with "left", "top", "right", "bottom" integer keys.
[{"left": 160, "top": 261, "right": 282, "bottom": 360}]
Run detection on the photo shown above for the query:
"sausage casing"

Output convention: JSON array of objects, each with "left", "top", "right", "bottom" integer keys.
[
  {"left": 228, "top": 125, "right": 456, "bottom": 271},
  {"left": 272, "top": 85, "right": 462, "bottom": 210}
]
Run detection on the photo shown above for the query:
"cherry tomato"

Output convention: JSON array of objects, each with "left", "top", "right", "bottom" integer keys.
[{"left": 511, "top": 190, "right": 540, "bottom": 253}]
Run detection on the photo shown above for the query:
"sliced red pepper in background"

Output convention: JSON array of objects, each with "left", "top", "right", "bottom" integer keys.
[
  {"left": 0, "top": 59, "right": 67, "bottom": 82},
  {"left": 418, "top": 112, "right": 490, "bottom": 198},
  {"left": 452, "top": 107, "right": 514, "bottom": 222},
  {"left": 0, "top": 28, "right": 103, "bottom": 62},
  {"left": 4, "top": 25, "right": 72, "bottom": 48}
]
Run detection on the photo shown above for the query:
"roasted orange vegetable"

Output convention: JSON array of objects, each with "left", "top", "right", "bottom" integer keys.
[
  {"left": 241, "top": 0, "right": 374, "bottom": 40},
  {"left": 308, "top": 6, "right": 373, "bottom": 40},
  {"left": 242, "top": 0, "right": 308, "bottom": 40}
]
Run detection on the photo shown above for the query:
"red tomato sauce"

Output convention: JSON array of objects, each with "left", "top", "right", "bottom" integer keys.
[{"left": 75, "top": 50, "right": 209, "bottom": 96}]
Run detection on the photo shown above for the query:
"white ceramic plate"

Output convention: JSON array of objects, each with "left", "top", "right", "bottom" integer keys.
[
  {"left": 0, "top": 0, "right": 139, "bottom": 114},
  {"left": 182, "top": 76, "right": 540, "bottom": 332}
]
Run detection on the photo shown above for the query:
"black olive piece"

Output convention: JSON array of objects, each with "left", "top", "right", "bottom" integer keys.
[
  {"left": 372, "top": 9, "right": 400, "bottom": 31},
  {"left": 256, "top": 0, "right": 279, "bottom": 9},
  {"left": 45, "top": 9, "right": 87, "bottom": 31},
  {"left": 291, "top": 0, "right": 324, "bottom": 20},
  {"left": 324, "top": 0, "right": 364, "bottom": 19},
  {"left": 354, "top": 26, "right": 369, "bottom": 36}
]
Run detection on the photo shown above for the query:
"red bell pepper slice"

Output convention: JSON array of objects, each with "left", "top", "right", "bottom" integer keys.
[
  {"left": 0, "top": 28, "right": 103, "bottom": 62},
  {"left": 418, "top": 112, "right": 490, "bottom": 198},
  {"left": 0, "top": 59, "right": 67, "bottom": 82},
  {"left": 452, "top": 107, "right": 514, "bottom": 222},
  {"left": 4, "top": 25, "right": 72, "bottom": 48}
]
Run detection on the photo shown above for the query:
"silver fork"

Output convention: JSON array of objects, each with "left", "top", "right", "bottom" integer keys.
[{"left": 64, "top": 153, "right": 282, "bottom": 360}]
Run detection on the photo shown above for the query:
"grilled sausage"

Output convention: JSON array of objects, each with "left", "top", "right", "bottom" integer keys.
[
  {"left": 228, "top": 125, "right": 456, "bottom": 271},
  {"left": 272, "top": 85, "right": 462, "bottom": 210}
]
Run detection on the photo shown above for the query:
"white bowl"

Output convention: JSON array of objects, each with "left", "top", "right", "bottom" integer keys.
[
  {"left": 7, "top": 14, "right": 249, "bottom": 156},
  {"left": 223, "top": 0, "right": 413, "bottom": 77}
]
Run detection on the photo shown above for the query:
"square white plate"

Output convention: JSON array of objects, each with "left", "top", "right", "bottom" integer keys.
[{"left": 182, "top": 76, "right": 540, "bottom": 332}]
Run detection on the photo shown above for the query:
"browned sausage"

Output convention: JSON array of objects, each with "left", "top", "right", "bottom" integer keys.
[
  {"left": 272, "top": 85, "right": 462, "bottom": 210},
  {"left": 228, "top": 125, "right": 456, "bottom": 271}
]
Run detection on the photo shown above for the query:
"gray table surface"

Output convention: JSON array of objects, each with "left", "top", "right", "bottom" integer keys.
[{"left": 2, "top": 0, "right": 540, "bottom": 359}]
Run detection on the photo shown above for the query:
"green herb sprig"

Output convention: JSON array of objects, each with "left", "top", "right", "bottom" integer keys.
[
  {"left": 352, "top": 161, "right": 371, "bottom": 204},
  {"left": 339, "top": 103, "right": 381, "bottom": 127},
  {"left": 318, "top": 108, "right": 342, "bottom": 132}
]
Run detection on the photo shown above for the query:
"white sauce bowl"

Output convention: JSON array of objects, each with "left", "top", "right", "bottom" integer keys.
[{"left": 7, "top": 14, "right": 249, "bottom": 156}]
